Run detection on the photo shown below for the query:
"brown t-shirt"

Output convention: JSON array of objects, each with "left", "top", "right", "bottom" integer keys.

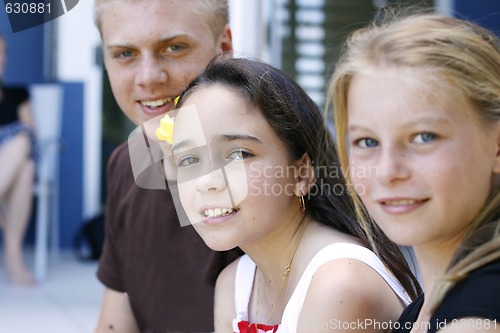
[{"left": 97, "top": 142, "right": 240, "bottom": 333}]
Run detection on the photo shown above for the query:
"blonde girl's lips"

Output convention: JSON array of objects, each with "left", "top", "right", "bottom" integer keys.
[{"left": 378, "top": 198, "right": 429, "bottom": 214}]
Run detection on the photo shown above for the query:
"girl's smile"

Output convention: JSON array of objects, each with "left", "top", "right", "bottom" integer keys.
[{"left": 376, "top": 197, "right": 429, "bottom": 215}]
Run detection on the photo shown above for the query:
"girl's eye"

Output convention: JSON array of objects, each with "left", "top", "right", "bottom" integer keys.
[
  {"left": 227, "top": 149, "right": 253, "bottom": 160},
  {"left": 414, "top": 132, "right": 436, "bottom": 143},
  {"left": 356, "top": 138, "right": 378, "bottom": 148},
  {"left": 177, "top": 156, "right": 199, "bottom": 167}
]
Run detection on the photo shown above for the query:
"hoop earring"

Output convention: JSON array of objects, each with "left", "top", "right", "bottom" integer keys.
[{"left": 298, "top": 195, "right": 306, "bottom": 212}]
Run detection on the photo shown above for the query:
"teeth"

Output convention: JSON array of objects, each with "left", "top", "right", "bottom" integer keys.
[
  {"left": 384, "top": 200, "right": 417, "bottom": 206},
  {"left": 141, "top": 98, "right": 171, "bottom": 108},
  {"left": 204, "top": 208, "right": 237, "bottom": 218}
]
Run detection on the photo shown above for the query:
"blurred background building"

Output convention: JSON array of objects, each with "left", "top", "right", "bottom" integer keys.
[{"left": 0, "top": 0, "right": 499, "bottom": 272}]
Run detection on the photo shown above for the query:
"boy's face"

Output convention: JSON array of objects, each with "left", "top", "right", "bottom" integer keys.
[{"left": 100, "top": 0, "right": 232, "bottom": 125}]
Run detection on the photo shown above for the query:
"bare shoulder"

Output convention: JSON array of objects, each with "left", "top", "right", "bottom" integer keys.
[
  {"left": 214, "top": 257, "right": 240, "bottom": 333},
  {"left": 216, "top": 257, "right": 239, "bottom": 293},
  {"left": 307, "top": 258, "right": 392, "bottom": 306},
  {"left": 298, "top": 258, "right": 404, "bottom": 333}
]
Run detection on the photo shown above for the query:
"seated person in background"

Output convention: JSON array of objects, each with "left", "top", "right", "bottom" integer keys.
[{"left": 0, "top": 33, "right": 36, "bottom": 286}]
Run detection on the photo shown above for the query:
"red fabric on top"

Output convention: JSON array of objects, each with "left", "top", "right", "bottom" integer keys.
[{"left": 237, "top": 320, "right": 280, "bottom": 333}]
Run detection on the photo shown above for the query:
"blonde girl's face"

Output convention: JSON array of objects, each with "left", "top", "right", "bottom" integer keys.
[
  {"left": 172, "top": 84, "right": 301, "bottom": 251},
  {"left": 346, "top": 68, "right": 500, "bottom": 251}
]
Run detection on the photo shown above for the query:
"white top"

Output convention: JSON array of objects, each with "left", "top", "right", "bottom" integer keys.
[{"left": 232, "top": 243, "right": 412, "bottom": 333}]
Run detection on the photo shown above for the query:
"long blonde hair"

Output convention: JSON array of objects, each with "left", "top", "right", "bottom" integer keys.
[{"left": 328, "top": 11, "right": 500, "bottom": 312}]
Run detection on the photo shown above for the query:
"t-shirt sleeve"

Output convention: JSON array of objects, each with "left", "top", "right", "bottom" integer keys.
[
  {"left": 433, "top": 260, "right": 500, "bottom": 323},
  {"left": 96, "top": 145, "right": 126, "bottom": 292}
]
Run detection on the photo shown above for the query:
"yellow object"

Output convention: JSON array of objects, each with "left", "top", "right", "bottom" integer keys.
[{"left": 156, "top": 114, "right": 174, "bottom": 144}]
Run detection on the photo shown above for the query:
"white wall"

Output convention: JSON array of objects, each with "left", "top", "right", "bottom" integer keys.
[
  {"left": 56, "top": 1, "right": 102, "bottom": 219},
  {"left": 229, "top": 0, "right": 265, "bottom": 59},
  {"left": 434, "top": 0, "right": 454, "bottom": 16}
]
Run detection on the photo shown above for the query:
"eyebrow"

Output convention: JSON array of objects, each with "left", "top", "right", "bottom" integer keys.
[
  {"left": 348, "top": 115, "right": 452, "bottom": 132},
  {"left": 405, "top": 116, "right": 452, "bottom": 127},
  {"left": 219, "top": 134, "right": 262, "bottom": 144},
  {"left": 172, "top": 139, "right": 194, "bottom": 154},
  {"left": 106, "top": 34, "right": 192, "bottom": 50},
  {"left": 172, "top": 134, "right": 262, "bottom": 154}
]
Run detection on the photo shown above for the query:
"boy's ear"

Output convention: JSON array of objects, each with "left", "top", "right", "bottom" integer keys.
[
  {"left": 217, "top": 24, "right": 233, "bottom": 55},
  {"left": 294, "top": 153, "right": 316, "bottom": 196}
]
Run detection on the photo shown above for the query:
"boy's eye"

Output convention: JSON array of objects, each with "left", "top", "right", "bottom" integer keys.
[
  {"left": 414, "top": 132, "right": 436, "bottom": 143},
  {"left": 165, "top": 44, "right": 184, "bottom": 53},
  {"left": 117, "top": 50, "right": 134, "bottom": 58},
  {"left": 356, "top": 138, "right": 378, "bottom": 148},
  {"left": 227, "top": 149, "right": 253, "bottom": 160},
  {"left": 178, "top": 156, "right": 199, "bottom": 167}
]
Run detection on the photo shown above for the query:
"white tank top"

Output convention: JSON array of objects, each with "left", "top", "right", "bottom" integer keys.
[{"left": 232, "top": 243, "right": 412, "bottom": 333}]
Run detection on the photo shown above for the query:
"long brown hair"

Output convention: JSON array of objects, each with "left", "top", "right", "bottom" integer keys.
[{"left": 178, "top": 57, "right": 422, "bottom": 300}]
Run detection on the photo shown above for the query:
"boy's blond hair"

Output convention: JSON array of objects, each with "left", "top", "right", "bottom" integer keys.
[{"left": 93, "top": 0, "right": 229, "bottom": 40}]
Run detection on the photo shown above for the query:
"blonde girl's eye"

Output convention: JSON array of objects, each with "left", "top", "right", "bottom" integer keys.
[
  {"left": 355, "top": 138, "right": 379, "bottom": 148},
  {"left": 414, "top": 132, "right": 437, "bottom": 144}
]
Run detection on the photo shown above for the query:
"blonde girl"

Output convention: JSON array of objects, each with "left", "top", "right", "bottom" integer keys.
[{"left": 330, "top": 11, "right": 500, "bottom": 333}]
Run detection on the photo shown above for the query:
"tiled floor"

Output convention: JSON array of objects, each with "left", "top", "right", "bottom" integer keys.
[{"left": 0, "top": 248, "right": 103, "bottom": 333}]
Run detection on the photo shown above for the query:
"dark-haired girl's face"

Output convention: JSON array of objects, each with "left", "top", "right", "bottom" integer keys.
[{"left": 172, "top": 84, "right": 304, "bottom": 251}]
